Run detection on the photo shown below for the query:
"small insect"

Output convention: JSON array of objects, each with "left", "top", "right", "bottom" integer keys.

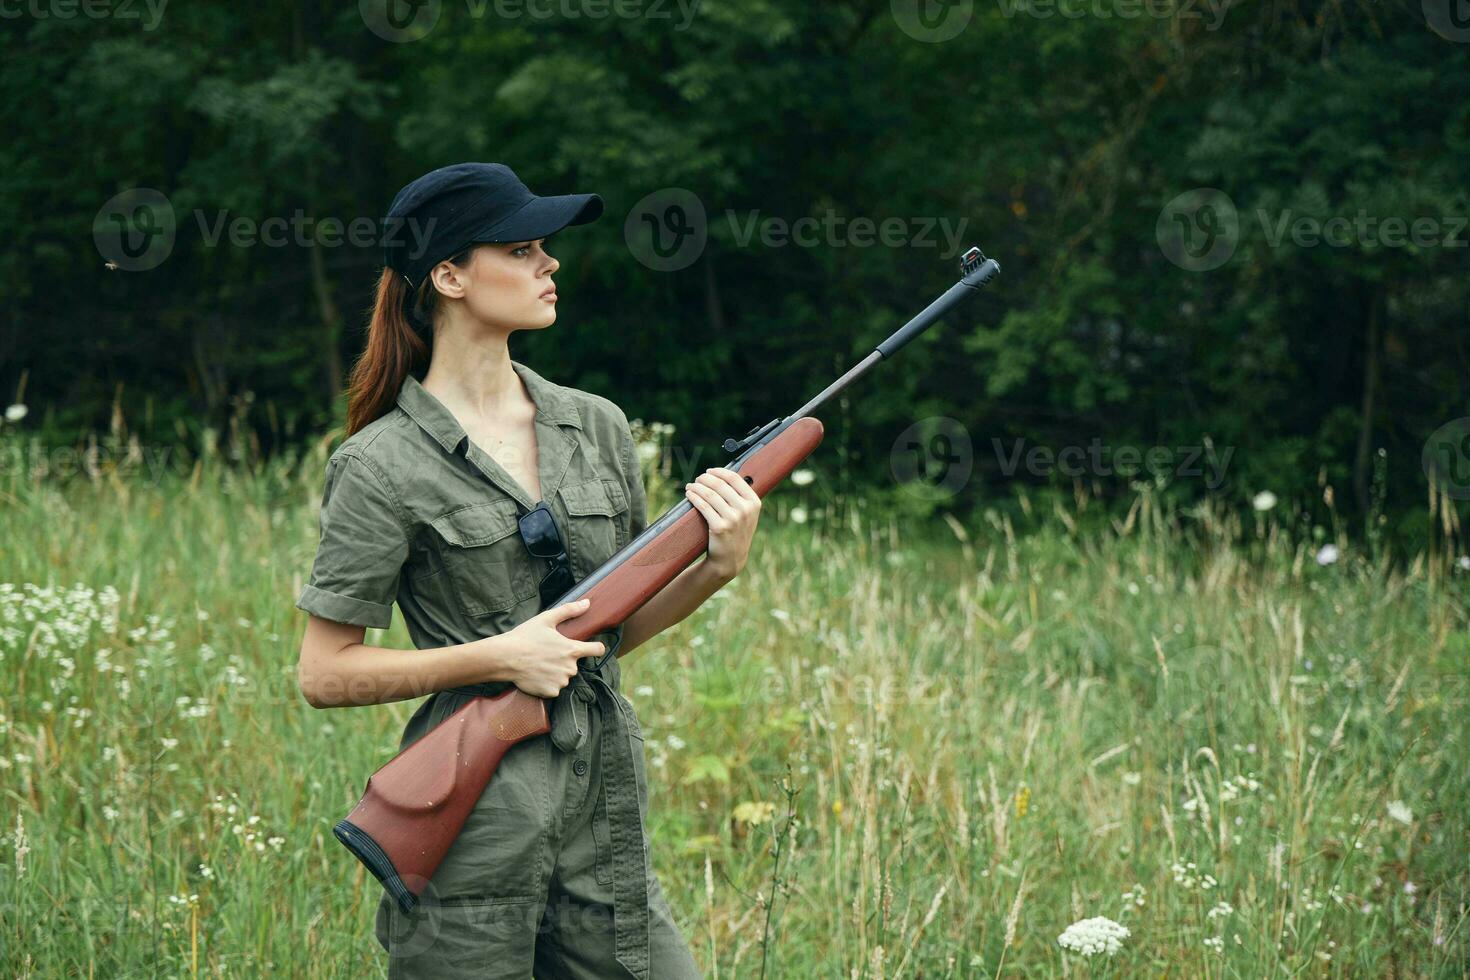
[{"left": 104, "top": 261, "right": 119, "bottom": 271}]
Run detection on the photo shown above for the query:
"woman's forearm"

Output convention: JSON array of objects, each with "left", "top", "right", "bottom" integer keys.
[
  {"left": 618, "top": 558, "right": 733, "bottom": 659},
  {"left": 301, "top": 633, "right": 519, "bottom": 709}
]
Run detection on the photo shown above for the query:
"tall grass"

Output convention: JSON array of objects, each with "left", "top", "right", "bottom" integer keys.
[{"left": 1, "top": 424, "right": 1466, "bottom": 977}]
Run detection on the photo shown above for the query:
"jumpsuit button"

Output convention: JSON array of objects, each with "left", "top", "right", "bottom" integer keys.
[{"left": 573, "top": 759, "right": 588, "bottom": 777}]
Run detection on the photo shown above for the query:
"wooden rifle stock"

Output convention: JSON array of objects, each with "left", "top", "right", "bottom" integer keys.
[{"left": 335, "top": 417, "right": 826, "bottom": 913}]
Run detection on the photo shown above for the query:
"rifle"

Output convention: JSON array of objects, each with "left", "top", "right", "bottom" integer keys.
[{"left": 334, "top": 245, "right": 1002, "bottom": 913}]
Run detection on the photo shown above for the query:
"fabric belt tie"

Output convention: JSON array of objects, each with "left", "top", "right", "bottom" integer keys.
[
  {"left": 443, "top": 627, "right": 647, "bottom": 979},
  {"left": 547, "top": 651, "right": 650, "bottom": 980}
]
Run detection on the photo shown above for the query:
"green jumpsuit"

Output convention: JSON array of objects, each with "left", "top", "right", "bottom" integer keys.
[{"left": 296, "top": 360, "right": 701, "bottom": 979}]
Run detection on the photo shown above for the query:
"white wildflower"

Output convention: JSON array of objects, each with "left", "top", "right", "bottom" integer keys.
[
  {"left": 1458, "top": 556, "right": 1470, "bottom": 571},
  {"left": 789, "top": 506, "right": 808, "bottom": 524},
  {"left": 790, "top": 468, "right": 815, "bottom": 486},
  {"left": 1122, "top": 771, "right": 1142, "bottom": 786},
  {"left": 1315, "top": 544, "right": 1339, "bottom": 566},
  {"left": 4, "top": 404, "right": 26, "bottom": 423},
  {"left": 14, "top": 813, "right": 28, "bottom": 877},
  {"left": 1057, "top": 916, "right": 1130, "bottom": 957},
  {"left": 1386, "top": 800, "right": 1413, "bottom": 825},
  {"left": 1252, "top": 491, "right": 1277, "bottom": 512}
]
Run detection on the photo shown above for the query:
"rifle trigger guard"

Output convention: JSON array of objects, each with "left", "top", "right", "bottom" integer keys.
[{"left": 589, "top": 628, "right": 622, "bottom": 671}]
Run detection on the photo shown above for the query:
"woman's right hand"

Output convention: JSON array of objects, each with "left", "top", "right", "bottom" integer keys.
[{"left": 498, "top": 598, "right": 606, "bottom": 699}]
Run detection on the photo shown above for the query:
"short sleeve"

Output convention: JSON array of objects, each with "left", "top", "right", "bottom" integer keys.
[
  {"left": 618, "top": 413, "right": 649, "bottom": 541},
  {"left": 296, "top": 453, "right": 409, "bottom": 629}
]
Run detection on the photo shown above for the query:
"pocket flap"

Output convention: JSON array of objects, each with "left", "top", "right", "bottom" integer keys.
[
  {"left": 430, "top": 500, "right": 522, "bottom": 547},
  {"left": 560, "top": 480, "right": 627, "bottom": 517}
]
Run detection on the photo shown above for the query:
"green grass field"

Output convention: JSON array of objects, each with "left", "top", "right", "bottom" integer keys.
[{"left": 2, "top": 430, "right": 1467, "bottom": 978}]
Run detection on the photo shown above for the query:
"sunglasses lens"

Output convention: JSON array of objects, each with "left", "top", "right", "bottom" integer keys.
[
  {"left": 540, "top": 563, "right": 574, "bottom": 605},
  {"left": 520, "top": 507, "right": 561, "bottom": 559}
]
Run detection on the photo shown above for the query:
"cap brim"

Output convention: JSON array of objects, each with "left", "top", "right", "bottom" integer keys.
[{"left": 478, "top": 193, "right": 604, "bottom": 244}]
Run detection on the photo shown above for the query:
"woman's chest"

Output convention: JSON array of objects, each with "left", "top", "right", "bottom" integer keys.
[{"left": 462, "top": 418, "right": 541, "bottom": 502}]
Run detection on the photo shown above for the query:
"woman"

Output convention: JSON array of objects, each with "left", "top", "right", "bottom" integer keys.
[{"left": 295, "top": 162, "right": 760, "bottom": 979}]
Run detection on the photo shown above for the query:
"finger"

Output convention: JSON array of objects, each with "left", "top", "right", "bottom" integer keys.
[
  {"left": 686, "top": 483, "right": 735, "bottom": 525},
  {"left": 545, "top": 597, "right": 592, "bottom": 621},
  {"left": 710, "top": 467, "right": 760, "bottom": 502},
  {"left": 582, "top": 640, "right": 607, "bottom": 657},
  {"left": 685, "top": 487, "right": 728, "bottom": 531},
  {"left": 698, "top": 471, "right": 748, "bottom": 509}
]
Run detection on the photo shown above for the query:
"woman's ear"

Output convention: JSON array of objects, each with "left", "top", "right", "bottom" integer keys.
[{"left": 429, "top": 258, "right": 468, "bottom": 300}]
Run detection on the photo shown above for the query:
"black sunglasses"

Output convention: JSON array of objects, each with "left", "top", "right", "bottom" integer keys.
[{"left": 518, "top": 500, "right": 574, "bottom": 610}]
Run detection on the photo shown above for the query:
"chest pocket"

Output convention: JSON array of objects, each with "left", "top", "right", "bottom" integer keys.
[
  {"left": 558, "top": 479, "right": 629, "bottom": 579},
  {"left": 429, "top": 499, "right": 539, "bottom": 618}
]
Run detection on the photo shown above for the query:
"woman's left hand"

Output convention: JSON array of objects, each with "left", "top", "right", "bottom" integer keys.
[{"left": 684, "top": 466, "right": 762, "bottom": 581}]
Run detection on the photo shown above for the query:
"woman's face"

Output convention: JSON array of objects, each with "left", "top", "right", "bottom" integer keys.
[{"left": 431, "top": 238, "right": 560, "bottom": 333}]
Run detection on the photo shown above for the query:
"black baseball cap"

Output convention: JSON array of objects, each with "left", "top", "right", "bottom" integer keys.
[{"left": 382, "top": 162, "right": 603, "bottom": 289}]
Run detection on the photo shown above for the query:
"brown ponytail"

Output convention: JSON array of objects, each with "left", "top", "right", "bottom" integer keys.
[{"left": 344, "top": 247, "right": 475, "bottom": 437}]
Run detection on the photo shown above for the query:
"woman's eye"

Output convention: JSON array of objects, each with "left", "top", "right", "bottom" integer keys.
[{"left": 511, "top": 239, "right": 548, "bottom": 257}]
